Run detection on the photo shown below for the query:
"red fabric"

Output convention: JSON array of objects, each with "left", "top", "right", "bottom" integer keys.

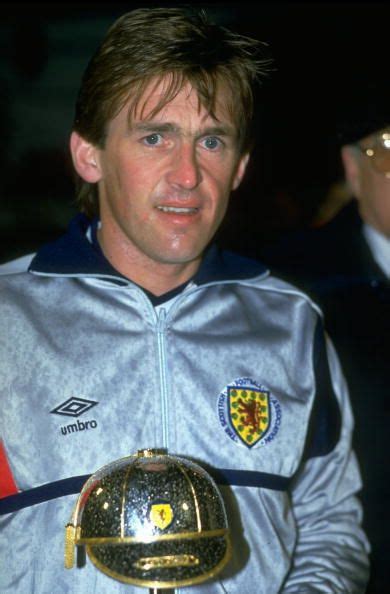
[{"left": 0, "top": 441, "right": 18, "bottom": 497}]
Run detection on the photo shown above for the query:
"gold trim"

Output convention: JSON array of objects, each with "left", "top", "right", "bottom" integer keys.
[
  {"left": 85, "top": 534, "right": 231, "bottom": 588},
  {"left": 64, "top": 524, "right": 77, "bottom": 569},
  {"left": 77, "top": 527, "right": 228, "bottom": 546},
  {"left": 175, "top": 459, "right": 202, "bottom": 532},
  {"left": 137, "top": 449, "right": 168, "bottom": 458},
  {"left": 133, "top": 554, "right": 199, "bottom": 570},
  {"left": 69, "top": 452, "right": 142, "bottom": 526},
  {"left": 121, "top": 463, "right": 136, "bottom": 539}
]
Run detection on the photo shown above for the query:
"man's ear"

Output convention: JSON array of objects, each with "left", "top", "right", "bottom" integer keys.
[
  {"left": 232, "top": 153, "right": 250, "bottom": 190},
  {"left": 70, "top": 131, "right": 102, "bottom": 183},
  {"left": 341, "top": 145, "right": 362, "bottom": 199}
]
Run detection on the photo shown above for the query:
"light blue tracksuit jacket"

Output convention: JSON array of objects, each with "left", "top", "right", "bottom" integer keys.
[{"left": 0, "top": 215, "right": 369, "bottom": 593}]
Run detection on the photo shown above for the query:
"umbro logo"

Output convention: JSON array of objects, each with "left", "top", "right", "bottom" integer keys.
[
  {"left": 51, "top": 397, "right": 99, "bottom": 436},
  {"left": 50, "top": 397, "right": 98, "bottom": 418}
]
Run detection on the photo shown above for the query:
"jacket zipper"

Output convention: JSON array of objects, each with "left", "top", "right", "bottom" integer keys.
[
  {"left": 157, "top": 307, "right": 181, "bottom": 594},
  {"left": 156, "top": 307, "right": 169, "bottom": 449}
]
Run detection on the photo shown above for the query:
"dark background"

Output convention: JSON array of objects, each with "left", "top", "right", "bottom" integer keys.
[{"left": 0, "top": 1, "right": 389, "bottom": 262}]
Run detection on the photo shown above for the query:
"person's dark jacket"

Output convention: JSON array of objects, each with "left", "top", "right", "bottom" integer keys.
[{"left": 261, "top": 200, "right": 390, "bottom": 593}]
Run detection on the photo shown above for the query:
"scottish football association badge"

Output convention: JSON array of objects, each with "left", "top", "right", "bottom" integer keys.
[{"left": 218, "top": 378, "right": 281, "bottom": 448}]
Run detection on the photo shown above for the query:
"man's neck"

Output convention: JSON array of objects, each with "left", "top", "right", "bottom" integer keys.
[{"left": 96, "top": 228, "right": 201, "bottom": 296}]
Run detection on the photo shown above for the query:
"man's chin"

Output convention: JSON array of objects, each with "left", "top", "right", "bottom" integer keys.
[
  {"left": 153, "top": 251, "right": 203, "bottom": 267},
  {"left": 146, "top": 235, "right": 207, "bottom": 263}
]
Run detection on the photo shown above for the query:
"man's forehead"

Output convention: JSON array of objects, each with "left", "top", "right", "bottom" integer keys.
[{"left": 128, "top": 76, "right": 236, "bottom": 129}]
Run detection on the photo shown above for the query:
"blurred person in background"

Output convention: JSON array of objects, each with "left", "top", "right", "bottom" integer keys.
[{"left": 261, "top": 81, "right": 389, "bottom": 593}]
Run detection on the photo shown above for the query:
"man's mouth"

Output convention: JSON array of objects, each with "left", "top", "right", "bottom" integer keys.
[{"left": 156, "top": 206, "right": 199, "bottom": 214}]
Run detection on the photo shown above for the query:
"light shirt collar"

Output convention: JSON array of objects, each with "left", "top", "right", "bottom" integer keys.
[{"left": 362, "top": 223, "right": 390, "bottom": 278}]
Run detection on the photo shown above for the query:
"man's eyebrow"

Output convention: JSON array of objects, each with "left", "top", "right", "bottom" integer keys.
[
  {"left": 131, "top": 122, "right": 177, "bottom": 134},
  {"left": 199, "top": 125, "right": 235, "bottom": 138},
  {"left": 131, "top": 122, "right": 235, "bottom": 137}
]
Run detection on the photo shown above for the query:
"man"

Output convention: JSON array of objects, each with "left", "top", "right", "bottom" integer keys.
[
  {"left": 0, "top": 8, "right": 369, "bottom": 593},
  {"left": 261, "top": 86, "right": 389, "bottom": 592}
]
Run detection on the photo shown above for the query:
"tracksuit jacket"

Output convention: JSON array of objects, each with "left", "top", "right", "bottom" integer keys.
[{"left": 0, "top": 214, "right": 369, "bottom": 593}]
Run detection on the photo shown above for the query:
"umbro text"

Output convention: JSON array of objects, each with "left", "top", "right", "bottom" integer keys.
[{"left": 61, "top": 419, "right": 98, "bottom": 435}]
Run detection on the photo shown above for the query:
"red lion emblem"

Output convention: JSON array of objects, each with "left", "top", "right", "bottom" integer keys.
[{"left": 237, "top": 398, "right": 265, "bottom": 433}]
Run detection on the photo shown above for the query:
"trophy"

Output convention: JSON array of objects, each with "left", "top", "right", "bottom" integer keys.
[{"left": 65, "top": 449, "right": 231, "bottom": 593}]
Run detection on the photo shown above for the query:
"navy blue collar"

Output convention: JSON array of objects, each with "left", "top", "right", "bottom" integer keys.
[{"left": 29, "top": 213, "right": 268, "bottom": 287}]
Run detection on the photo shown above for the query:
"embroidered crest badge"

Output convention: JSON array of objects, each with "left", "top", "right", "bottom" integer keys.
[
  {"left": 228, "top": 386, "right": 269, "bottom": 447},
  {"left": 149, "top": 502, "right": 174, "bottom": 530},
  {"left": 218, "top": 378, "right": 281, "bottom": 449}
]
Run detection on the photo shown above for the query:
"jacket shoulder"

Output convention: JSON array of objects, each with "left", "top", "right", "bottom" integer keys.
[{"left": 246, "top": 272, "right": 324, "bottom": 318}]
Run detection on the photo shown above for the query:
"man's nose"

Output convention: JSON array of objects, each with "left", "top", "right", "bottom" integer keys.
[{"left": 166, "top": 143, "right": 202, "bottom": 190}]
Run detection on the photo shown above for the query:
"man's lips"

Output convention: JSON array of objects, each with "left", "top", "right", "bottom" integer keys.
[{"left": 156, "top": 205, "right": 199, "bottom": 214}]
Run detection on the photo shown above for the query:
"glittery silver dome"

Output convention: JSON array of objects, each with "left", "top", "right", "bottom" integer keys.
[{"left": 65, "top": 449, "right": 231, "bottom": 589}]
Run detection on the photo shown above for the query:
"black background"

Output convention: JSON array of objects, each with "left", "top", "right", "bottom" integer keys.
[{"left": 0, "top": 1, "right": 389, "bottom": 262}]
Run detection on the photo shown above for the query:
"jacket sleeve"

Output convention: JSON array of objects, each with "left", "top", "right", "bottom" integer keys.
[{"left": 281, "top": 324, "right": 370, "bottom": 593}]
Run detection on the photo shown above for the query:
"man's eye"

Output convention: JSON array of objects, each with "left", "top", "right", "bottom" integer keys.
[
  {"left": 143, "top": 133, "right": 162, "bottom": 146},
  {"left": 202, "top": 136, "right": 222, "bottom": 150}
]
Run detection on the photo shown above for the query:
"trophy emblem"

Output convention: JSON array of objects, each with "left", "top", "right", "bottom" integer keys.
[
  {"left": 149, "top": 502, "right": 174, "bottom": 530},
  {"left": 65, "top": 449, "right": 231, "bottom": 592}
]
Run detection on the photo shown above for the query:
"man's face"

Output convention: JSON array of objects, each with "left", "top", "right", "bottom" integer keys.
[
  {"left": 88, "top": 78, "right": 249, "bottom": 276},
  {"left": 342, "top": 127, "right": 390, "bottom": 237}
]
